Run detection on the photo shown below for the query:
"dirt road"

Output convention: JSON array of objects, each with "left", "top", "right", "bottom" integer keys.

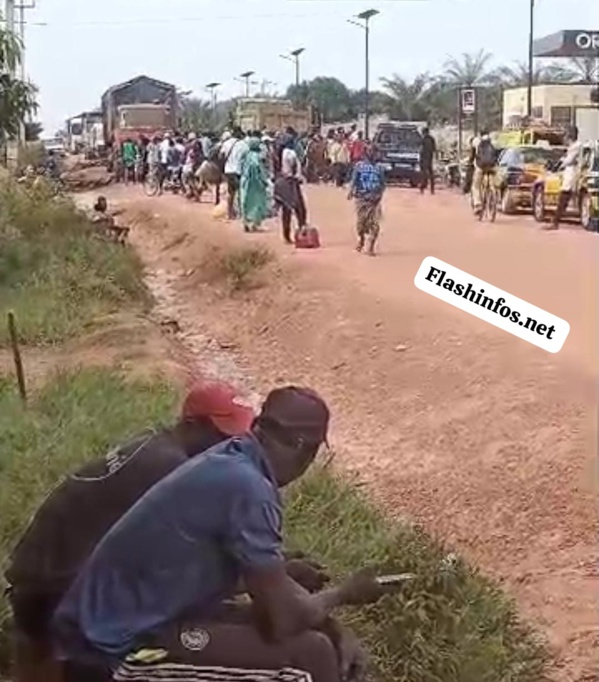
[{"left": 106, "top": 182, "right": 597, "bottom": 680}]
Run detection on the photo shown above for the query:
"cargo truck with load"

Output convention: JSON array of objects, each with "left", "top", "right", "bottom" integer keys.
[
  {"left": 101, "top": 75, "right": 178, "bottom": 149},
  {"left": 235, "top": 97, "right": 315, "bottom": 133}
]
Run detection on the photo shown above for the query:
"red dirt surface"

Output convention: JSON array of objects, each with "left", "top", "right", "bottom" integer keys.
[{"left": 107, "top": 183, "right": 597, "bottom": 681}]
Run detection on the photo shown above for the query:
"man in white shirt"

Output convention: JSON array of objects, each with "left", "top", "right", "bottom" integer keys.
[
  {"left": 547, "top": 126, "right": 581, "bottom": 230},
  {"left": 158, "top": 134, "right": 172, "bottom": 192},
  {"left": 274, "top": 138, "right": 308, "bottom": 243},
  {"left": 220, "top": 128, "right": 249, "bottom": 220}
]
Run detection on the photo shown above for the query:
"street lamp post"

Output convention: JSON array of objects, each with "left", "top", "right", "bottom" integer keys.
[
  {"left": 206, "top": 82, "right": 220, "bottom": 127},
  {"left": 240, "top": 71, "right": 255, "bottom": 98},
  {"left": 348, "top": 9, "right": 379, "bottom": 141},
  {"left": 280, "top": 48, "right": 305, "bottom": 88},
  {"left": 526, "top": 0, "right": 535, "bottom": 120}
]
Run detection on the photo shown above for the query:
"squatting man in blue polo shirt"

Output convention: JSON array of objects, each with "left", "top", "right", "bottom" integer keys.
[{"left": 50, "top": 386, "right": 403, "bottom": 682}]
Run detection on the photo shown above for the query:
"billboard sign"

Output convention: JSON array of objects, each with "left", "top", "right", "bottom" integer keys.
[
  {"left": 461, "top": 89, "right": 476, "bottom": 115},
  {"left": 533, "top": 30, "right": 599, "bottom": 58}
]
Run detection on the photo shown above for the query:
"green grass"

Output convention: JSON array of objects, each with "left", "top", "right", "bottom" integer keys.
[
  {"left": 0, "top": 368, "right": 549, "bottom": 681},
  {"left": 0, "top": 368, "right": 177, "bottom": 670},
  {"left": 0, "top": 176, "right": 149, "bottom": 345}
]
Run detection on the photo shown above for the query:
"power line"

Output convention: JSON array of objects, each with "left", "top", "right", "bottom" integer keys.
[{"left": 27, "top": 10, "right": 350, "bottom": 27}]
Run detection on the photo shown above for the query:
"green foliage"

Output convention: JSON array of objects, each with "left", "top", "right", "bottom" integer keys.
[
  {"left": 0, "top": 177, "right": 149, "bottom": 345},
  {"left": 283, "top": 49, "right": 592, "bottom": 130},
  {"left": 286, "top": 468, "right": 550, "bottom": 682},
  {"left": 0, "top": 369, "right": 178, "bottom": 670},
  {"left": 0, "top": 25, "right": 38, "bottom": 141}
]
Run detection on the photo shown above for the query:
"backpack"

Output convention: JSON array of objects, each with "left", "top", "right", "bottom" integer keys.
[{"left": 476, "top": 139, "right": 496, "bottom": 170}]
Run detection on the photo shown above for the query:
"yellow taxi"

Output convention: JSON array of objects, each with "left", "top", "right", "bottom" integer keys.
[{"left": 495, "top": 145, "right": 565, "bottom": 214}]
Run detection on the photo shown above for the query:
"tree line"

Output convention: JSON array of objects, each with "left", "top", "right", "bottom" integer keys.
[{"left": 180, "top": 50, "right": 598, "bottom": 132}]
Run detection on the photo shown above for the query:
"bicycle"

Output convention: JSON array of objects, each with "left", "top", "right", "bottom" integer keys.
[
  {"left": 143, "top": 165, "right": 161, "bottom": 197},
  {"left": 478, "top": 170, "right": 498, "bottom": 223}
]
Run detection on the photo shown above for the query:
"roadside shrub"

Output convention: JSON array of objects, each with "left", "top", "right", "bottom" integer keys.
[
  {"left": 0, "top": 177, "right": 149, "bottom": 345},
  {"left": 0, "top": 368, "right": 549, "bottom": 681},
  {"left": 200, "top": 242, "right": 274, "bottom": 292}
]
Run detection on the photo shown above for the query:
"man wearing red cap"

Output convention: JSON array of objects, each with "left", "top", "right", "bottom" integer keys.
[
  {"left": 53, "top": 386, "right": 400, "bottom": 682},
  {"left": 6, "top": 380, "right": 255, "bottom": 682}
]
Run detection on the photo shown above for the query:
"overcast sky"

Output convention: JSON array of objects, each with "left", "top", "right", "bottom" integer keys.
[{"left": 20, "top": 0, "right": 599, "bottom": 134}]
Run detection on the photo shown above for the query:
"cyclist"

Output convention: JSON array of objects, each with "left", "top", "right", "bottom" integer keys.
[{"left": 469, "top": 129, "right": 497, "bottom": 217}]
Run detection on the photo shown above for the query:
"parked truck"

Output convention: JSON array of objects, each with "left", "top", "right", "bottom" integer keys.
[
  {"left": 235, "top": 97, "right": 314, "bottom": 133},
  {"left": 101, "top": 75, "right": 178, "bottom": 149}
]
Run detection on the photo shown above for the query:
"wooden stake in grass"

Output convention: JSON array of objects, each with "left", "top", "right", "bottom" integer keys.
[{"left": 8, "top": 311, "right": 27, "bottom": 404}]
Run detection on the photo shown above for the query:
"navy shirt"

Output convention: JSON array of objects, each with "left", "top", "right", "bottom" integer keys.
[{"left": 53, "top": 435, "right": 283, "bottom": 664}]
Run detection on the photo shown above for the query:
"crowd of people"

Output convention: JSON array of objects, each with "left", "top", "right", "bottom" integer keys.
[
  {"left": 112, "top": 123, "right": 386, "bottom": 253},
  {"left": 6, "top": 380, "right": 404, "bottom": 682}
]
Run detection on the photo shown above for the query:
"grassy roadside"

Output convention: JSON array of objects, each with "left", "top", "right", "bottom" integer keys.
[
  {"left": 0, "top": 176, "right": 148, "bottom": 345},
  {"left": 0, "top": 180, "right": 549, "bottom": 680},
  {"left": 0, "top": 369, "right": 549, "bottom": 681}
]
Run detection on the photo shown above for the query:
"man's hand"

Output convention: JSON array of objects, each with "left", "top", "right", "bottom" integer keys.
[
  {"left": 286, "top": 558, "right": 330, "bottom": 593},
  {"left": 338, "top": 569, "right": 397, "bottom": 606}
]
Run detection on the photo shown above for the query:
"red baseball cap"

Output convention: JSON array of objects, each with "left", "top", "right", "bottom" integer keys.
[{"left": 182, "top": 381, "right": 255, "bottom": 436}]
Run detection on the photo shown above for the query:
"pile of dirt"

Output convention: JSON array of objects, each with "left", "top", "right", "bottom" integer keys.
[
  {"left": 70, "top": 158, "right": 107, "bottom": 171},
  {"left": 62, "top": 166, "right": 114, "bottom": 192}
]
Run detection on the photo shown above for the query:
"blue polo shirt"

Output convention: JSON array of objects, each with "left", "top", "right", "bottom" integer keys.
[{"left": 53, "top": 435, "right": 283, "bottom": 664}]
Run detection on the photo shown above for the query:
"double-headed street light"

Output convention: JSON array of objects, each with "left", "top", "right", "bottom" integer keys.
[
  {"left": 280, "top": 47, "right": 305, "bottom": 88},
  {"left": 348, "top": 9, "right": 379, "bottom": 141}
]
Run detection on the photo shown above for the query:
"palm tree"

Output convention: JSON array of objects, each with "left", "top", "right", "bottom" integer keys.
[
  {"left": 493, "top": 61, "right": 570, "bottom": 88},
  {"left": 380, "top": 73, "right": 432, "bottom": 121},
  {"left": 0, "top": 24, "right": 37, "bottom": 142},
  {"left": 179, "top": 97, "right": 213, "bottom": 131},
  {"left": 557, "top": 57, "right": 599, "bottom": 84},
  {"left": 443, "top": 49, "right": 495, "bottom": 86}
]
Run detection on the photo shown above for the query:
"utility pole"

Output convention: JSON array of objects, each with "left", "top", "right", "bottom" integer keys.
[
  {"left": 348, "top": 9, "right": 379, "bottom": 141},
  {"left": 206, "top": 82, "right": 220, "bottom": 128},
  {"left": 526, "top": 0, "right": 535, "bottom": 120},
  {"left": 4, "top": 0, "right": 15, "bottom": 43}
]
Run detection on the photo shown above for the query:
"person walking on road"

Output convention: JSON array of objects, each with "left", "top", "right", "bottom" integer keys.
[
  {"left": 348, "top": 144, "right": 386, "bottom": 256},
  {"left": 329, "top": 133, "right": 351, "bottom": 188},
  {"left": 221, "top": 128, "right": 249, "bottom": 220},
  {"left": 274, "top": 138, "right": 308, "bottom": 244},
  {"left": 240, "top": 137, "right": 270, "bottom": 232},
  {"left": 544, "top": 125, "right": 581, "bottom": 231},
  {"left": 121, "top": 138, "right": 137, "bottom": 185},
  {"left": 419, "top": 127, "right": 437, "bottom": 195}
]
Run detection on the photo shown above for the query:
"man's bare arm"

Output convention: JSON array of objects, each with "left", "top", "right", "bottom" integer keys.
[{"left": 245, "top": 562, "right": 346, "bottom": 640}]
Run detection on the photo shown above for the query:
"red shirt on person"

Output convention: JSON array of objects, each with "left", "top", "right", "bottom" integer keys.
[{"left": 350, "top": 138, "right": 366, "bottom": 163}]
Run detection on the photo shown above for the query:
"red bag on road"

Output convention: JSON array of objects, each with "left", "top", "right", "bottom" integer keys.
[{"left": 295, "top": 226, "right": 321, "bottom": 249}]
